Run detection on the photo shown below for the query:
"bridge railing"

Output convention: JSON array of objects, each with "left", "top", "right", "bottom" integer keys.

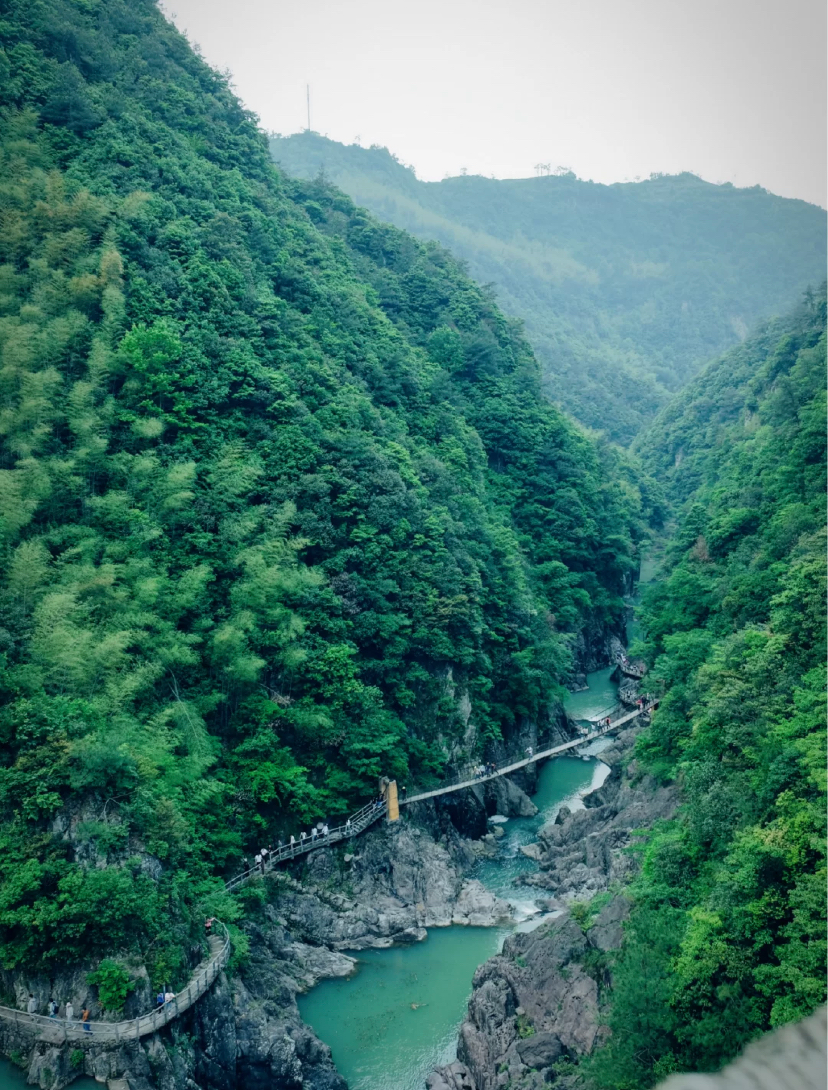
[
  {"left": 224, "top": 800, "right": 387, "bottom": 892},
  {"left": 402, "top": 700, "right": 659, "bottom": 805},
  {"left": 0, "top": 922, "right": 231, "bottom": 1043},
  {"left": 400, "top": 700, "right": 637, "bottom": 801}
]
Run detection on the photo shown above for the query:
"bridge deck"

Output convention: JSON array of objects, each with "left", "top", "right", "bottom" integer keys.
[
  {"left": 0, "top": 929, "right": 230, "bottom": 1044},
  {"left": 401, "top": 702, "right": 656, "bottom": 805},
  {"left": 1, "top": 701, "right": 656, "bottom": 1043}
]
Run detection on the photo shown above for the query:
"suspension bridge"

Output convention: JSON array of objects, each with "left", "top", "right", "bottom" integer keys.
[{"left": 0, "top": 700, "right": 657, "bottom": 1044}]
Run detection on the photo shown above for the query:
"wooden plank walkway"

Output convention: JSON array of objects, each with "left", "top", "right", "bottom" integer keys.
[
  {"left": 223, "top": 798, "right": 388, "bottom": 893},
  {"left": 0, "top": 699, "right": 656, "bottom": 1044},
  {"left": 0, "top": 929, "right": 230, "bottom": 1044},
  {"left": 400, "top": 701, "right": 657, "bottom": 805}
]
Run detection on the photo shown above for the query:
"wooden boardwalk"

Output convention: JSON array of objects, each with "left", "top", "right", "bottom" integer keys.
[
  {"left": 223, "top": 798, "right": 388, "bottom": 893},
  {"left": 401, "top": 701, "right": 657, "bottom": 805},
  {"left": 0, "top": 699, "right": 656, "bottom": 1044},
  {"left": 0, "top": 927, "right": 230, "bottom": 1044}
]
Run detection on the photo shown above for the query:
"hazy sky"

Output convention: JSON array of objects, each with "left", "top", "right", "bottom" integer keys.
[{"left": 164, "top": 0, "right": 827, "bottom": 207}]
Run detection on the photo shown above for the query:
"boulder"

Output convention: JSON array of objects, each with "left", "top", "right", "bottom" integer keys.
[
  {"left": 516, "top": 1030, "right": 565, "bottom": 1069},
  {"left": 427, "top": 1062, "right": 477, "bottom": 1090}
]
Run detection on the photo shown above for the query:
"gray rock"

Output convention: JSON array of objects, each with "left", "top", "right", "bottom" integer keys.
[
  {"left": 485, "top": 777, "right": 538, "bottom": 819},
  {"left": 430, "top": 722, "right": 680, "bottom": 1090},
  {"left": 516, "top": 1030, "right": 565, "bottom": 1068},
  {"left": 587, "top": 894, "right": 630, "bottom": 951},
  {"left": 427, "top": 1062, "right": 477, "bottom": 1090}
]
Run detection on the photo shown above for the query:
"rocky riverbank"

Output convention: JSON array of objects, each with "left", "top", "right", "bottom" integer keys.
[
  {"left": 428, "top": 719, "right": 679, "bottom": 1090},
  {"left": 5, "top": 775, "right": 542, "bottom": 1090}
]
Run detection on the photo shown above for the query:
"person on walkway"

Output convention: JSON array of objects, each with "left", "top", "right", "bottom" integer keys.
[
  {"left": 311, "top": 826, "right": 318, "bottom": 843},
  {"left": 401, "top": 785, "right": 407, "bottom": 801},
  {"left": 242, "top": 855, "right": 249, "bottom": 872},
  {"left": 289, "top": 835, "right": 296, "bottom": 854},
  {"left": 65, "top": 1001, "right": 74, "bottom": 1023},
  {"left": 300, "top": 831, "right": 306, "bottom": 847},
  {"left": 164, "top": 991, "right": 175, "bottom": 1006},
  {"left": 157, "top": 991, "right": 165, "bottom": 1008},
  {"left": 345, "top": 818, "right": 352, "bottom": 834},
  {"left": 526, "top": 746, "right": 533, "bottom": 758},
  {"left": 261, "top": 846, "right": 270, "bottom": 867},
  {"left": 322, "top": 823, "right": 329, "bottom": 838},
  {"left": 81, "top": 1007, "right": 92, "bottom": 1032},
  {"left": 254, "top": 851, "right": 262, "bottom": 873},
  {"left": 26, "top": 993, "right": 37, "bottom": 1015},
  {"left": 48, "top": 999, "right": 58, "bottom": 1018}
]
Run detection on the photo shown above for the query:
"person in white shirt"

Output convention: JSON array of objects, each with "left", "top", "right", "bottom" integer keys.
[
  {"left": 64, "top": 1001, "right": 74, "bottom": 1022},
  {"left": 26, "top": 994, "right": 37, "bottom": 1015}
]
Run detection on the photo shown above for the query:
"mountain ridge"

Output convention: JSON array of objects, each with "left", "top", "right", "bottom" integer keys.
[{"left": 271, "top": 133, "right": 827, "bottom": 442}]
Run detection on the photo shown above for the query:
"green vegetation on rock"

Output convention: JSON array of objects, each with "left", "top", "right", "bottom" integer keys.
[
  {"left": 0, "top": 0, "right": 648, "bottom": 972},
  {"left": 588, "top": 293, "right": 827, "bottom": 1086},
  {"left": 271, "top": 133, "right": 826, "bottom": 442}
]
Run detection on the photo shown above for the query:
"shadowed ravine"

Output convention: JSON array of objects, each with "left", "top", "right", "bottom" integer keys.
[{"left": 296, "top": 666, "right": 618, "bottom": 1090}]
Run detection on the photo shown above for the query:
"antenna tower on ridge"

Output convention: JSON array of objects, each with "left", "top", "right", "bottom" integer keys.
[{"left": 306, "top": 85, "right": 311, "bottom": 132}]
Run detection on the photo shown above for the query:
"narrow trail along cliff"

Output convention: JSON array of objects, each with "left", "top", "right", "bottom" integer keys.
[{"left": 2, "top": 704, "right": 656, "bottom": 1048}]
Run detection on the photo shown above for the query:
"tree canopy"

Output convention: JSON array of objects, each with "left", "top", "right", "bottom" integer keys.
[
  {"left": 588, "top": 291, "right": 826, "bottom": 1087},
  {"left": 0, "top": 0, "right": 649, "bottom": 972},
  {"left": 271, "top": 134, "right": 826, "bottom": 443}
]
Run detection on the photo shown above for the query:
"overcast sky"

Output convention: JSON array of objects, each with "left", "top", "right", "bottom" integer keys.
[{"left": 164, "top": 0, "right": 827, "bottom": 207}]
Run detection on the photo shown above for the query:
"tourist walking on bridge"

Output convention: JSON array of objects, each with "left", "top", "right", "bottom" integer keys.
[
  {"left": 65, "top": 1001, "right": 74, "bottom": 1023},
  {"left": 26, "top": 993, "right": 37, "bottom": 1015}
]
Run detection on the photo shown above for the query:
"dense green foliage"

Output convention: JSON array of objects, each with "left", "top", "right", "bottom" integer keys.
[
  {"left": 0, "top": 0, "right": 649, "bottom": 972},
  {"left": 270, "top": 134, "right": 826, "bottom": 443},
  {"left": 588, "top": 294, "right": 826, "bottom": 1087}
]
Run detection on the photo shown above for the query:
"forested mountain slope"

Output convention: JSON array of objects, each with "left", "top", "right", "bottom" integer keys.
[
  {"left": 588, "top": 293, "right": 827, "bottom": 1086},
  {"left": 271, "top": 134, "right": 827, "bottom": 443},
  {"left": 0, "top": 0, "right": 652, "bottom": 974}
]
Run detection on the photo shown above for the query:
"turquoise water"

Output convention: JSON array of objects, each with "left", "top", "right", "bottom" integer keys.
[
  {"left": 564, "top": 665, "right": 619, "bottom": 725},
  {"left": 475, "top": 754, "right": 610, "bottom": 911},
  {"left": 0, "top": 1058, "right": 97, "bottom": 1090},
  {"left": 298, "top": 927, "right": 510, "bottom": 1090},
  {"left": 297, "top": 667, "right": 618, "bottom": 1090}
]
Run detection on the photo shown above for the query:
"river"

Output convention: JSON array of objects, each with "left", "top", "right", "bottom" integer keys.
[
  {"left": 0, "top": 1058, "right": 97, "bottom": 1090},
  {"left": 0, "top": 674, "right": 618, "bottom": 1090},
  {"left": 298, "top": 664, "right": 621, "bottom": 1090}
]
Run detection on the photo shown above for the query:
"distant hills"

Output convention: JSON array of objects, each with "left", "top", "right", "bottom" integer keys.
[{"left": 271, "top": 134, "right": 827, "bottom": 443}]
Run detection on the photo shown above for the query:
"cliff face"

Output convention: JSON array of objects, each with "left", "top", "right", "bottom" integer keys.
[
  {"left": 568, "top": 628, "right": 626, "bottom": 691},
  {"left": 429, "top": 722, "right": 680, "bottom": 1090},
  {"left": 7, "top": 788, "right": 540, "bottom": 1090}
]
